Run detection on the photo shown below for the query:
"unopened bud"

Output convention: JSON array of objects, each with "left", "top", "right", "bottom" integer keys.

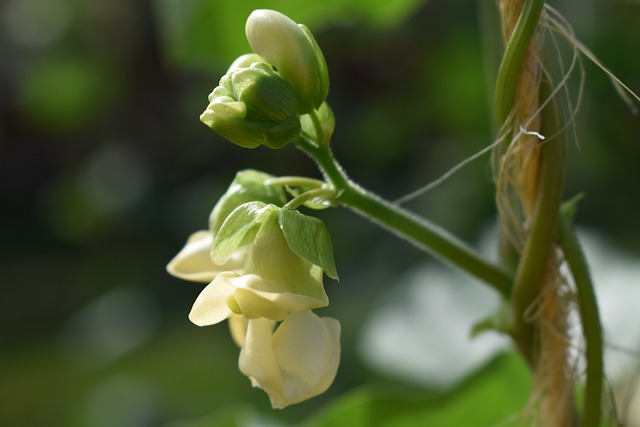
[{"left": 245, "top": 9, "right": 329, "bottom": 112}]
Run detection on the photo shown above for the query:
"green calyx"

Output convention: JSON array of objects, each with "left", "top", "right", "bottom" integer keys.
[
  {"left": 211, "top": 201, "right": 338, "bottom": 282},
  {"left": 209, "top": 170, "right": 288, "bottom": 233},
  {"left": 201, "top": 63, "right": 302, "bottom": 149}
]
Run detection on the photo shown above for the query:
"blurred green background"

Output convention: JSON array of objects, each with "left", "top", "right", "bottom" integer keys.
[{"left": 1, "top": 0, "right": 639, "bottom": 426}]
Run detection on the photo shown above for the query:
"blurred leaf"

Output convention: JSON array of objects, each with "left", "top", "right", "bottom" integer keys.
[
  {"left": 166, "top": 404, "right": 287, "bottom": 427},
  {"left": 302, "top": 352, "right": 531, "bottom": 427},
  {"left": 18, "top": 55, "right": 116, "bottom": 131},
  {"left": 152, "top": 0, "right": 428, "bottom": 68}
]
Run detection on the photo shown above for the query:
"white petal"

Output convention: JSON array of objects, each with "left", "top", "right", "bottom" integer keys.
[
  {"left": 229, "top": 274, "right": 327, "bottom": 320},
  {"left": 245, "top": 10, "right": 314, "bottom": 101},
  {"left": 238, "top": 318, "right": 283, "bottom": 402},
  {"left": 272, "top": 311, "right": 341, "bottom": 407},
  {"left": 167, "top": 231, "right": 216, "bottom": 283},
  {"left": 228, "top": 314, "right": 248, "bottom": 347},
  {"left": 188, "top": 274, "right": 236, "bottom": 326},
  {"left": 238, "top": 311, "right": 341, "bottom": 409},
  {"left": 167, "top": 231, "right": 247, "bottom": 283}
]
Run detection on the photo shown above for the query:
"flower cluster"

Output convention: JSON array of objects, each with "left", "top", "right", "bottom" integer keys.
[
  {"left": 200, "top": 9, "right": 330, "bottom": 150},
  {"left": 167, "top": 170, "right": 340, "bottom": 408}
]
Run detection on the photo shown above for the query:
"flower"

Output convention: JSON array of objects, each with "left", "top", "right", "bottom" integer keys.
[
  {"left": 239, "top": 311, "right": 341, "bottom": 409},
  {"left": 188, "top": 206, "right": 328, "bottom": 325},
  {"left": 167, "top": 169, "right": 340, "bottom": 408},
  {"left": 167, "top": 169, "right": 287, "bottom": 283}
]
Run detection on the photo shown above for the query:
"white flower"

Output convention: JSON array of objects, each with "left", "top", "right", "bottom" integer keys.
[
  {"left": 166, "top": 230, "right": 245, "bottom": 283},
  {"left": 238, "top": 311, "right": 341, "bottom": 409}
]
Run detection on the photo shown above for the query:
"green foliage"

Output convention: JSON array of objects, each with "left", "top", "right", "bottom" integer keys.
[
  {"left": 18, "top": 55, "right": 116, "bottom": 131},
  {"left": 302, "top": 352, "right": 531, "bottom": 427}
]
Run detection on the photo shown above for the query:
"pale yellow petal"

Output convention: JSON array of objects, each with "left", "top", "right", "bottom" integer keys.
[
  {"left": 167, "top": 231, "right": 247, "bottom": 283},
  {"left": 228, "top": 314, "right": 249, "bottom": 347},
  {"left": 238, "top": 318, "right": 283, "bottom": 403},
  {"left": 188, "top": 274, "right": 236, "bottom": 326},
  {"left": 229, "top": 274, "right": 327, "bottom": 320},
  {"left": 167, "top": 231, "right": 216, "bottom": 283},
  {"left": 271, "top": 311, "right": 341, "bottom": 407}
]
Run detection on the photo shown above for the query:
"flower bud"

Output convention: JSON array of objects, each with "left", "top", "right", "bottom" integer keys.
[
  {"left": 200, "top": 63, "right": 301, "bottom": 149},
  {"left": 245, "top": 9, "right": 329, "bottom": 112}
]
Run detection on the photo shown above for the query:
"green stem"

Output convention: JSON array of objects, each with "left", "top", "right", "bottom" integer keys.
[
  {"left": 558, "top": 198, "right": 603, "bottom": 427},
  {"left": 509, "top": 92, "right": 566, "bottom": 366},
  {"left": 296, "top": 136, "right": 513, "bottom": 297},
  {"left": 284, "top": 187, "right": 336, "bottom": 210},
  {"left": 265, "top": 176, "right": 327, "bottom": 189},
  {"left": 494, "top": 0, "right": 545, "bottom": 124}
]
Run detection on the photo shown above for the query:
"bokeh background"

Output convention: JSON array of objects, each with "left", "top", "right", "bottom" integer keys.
[{"left": 2, "top": 0, "right": 639, "bottom": 426}]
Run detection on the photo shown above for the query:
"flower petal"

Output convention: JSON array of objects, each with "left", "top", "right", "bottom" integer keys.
[
  {"left": 272, "top": 311, "right": 341, "bottom": 407},
  {"left": 228, "top": 314, "right": 249, "bottom": 347},
  {"left": 228, "top": 274, "right": 328, "bottom": 320},
  {"left": 167, "top": 231, "right": 247, "bottom": 284},
  {"left": 188, "top": 274, "right": 237, "bottom": 326},
  {"left": 239, "top": 311, "right": 341, "bottom": 409},
  {"left": 167, "top": 231, "right": 217, "bottom": 283},
  {"left": 239, "top": 318, "right": 282, "bottom": 400}
]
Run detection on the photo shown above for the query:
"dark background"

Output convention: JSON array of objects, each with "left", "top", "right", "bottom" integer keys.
[{"left": 1, "top": 0, "right": 639, "bottom": 425}]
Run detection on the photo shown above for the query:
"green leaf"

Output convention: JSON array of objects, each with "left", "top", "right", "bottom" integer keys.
[
  {"left": 302, "top": 352, "right": 531, "bottom": 427},
  {"left": 211, "top": 202, "right": 276, "bottom": 263},
  {"left": 278, "top": 208, "right": 339, "bottom": 280}
]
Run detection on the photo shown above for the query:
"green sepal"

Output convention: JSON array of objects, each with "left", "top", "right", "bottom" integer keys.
[
  {"left": 232, "top": 64, "right": 299, "bottom": 123},
  {"left": 201, "top": 63, "right": 302, "bottom": 150},
  {"left": 212, "top": 202, "right": 277, "bottom": 264},
  {"left": 209, "top": 170, "right": 288, "bottom": 233},
  {"left": 300, "top": 102, "right": 335, "bottom": 146},
  {"left": 299, "top": 24, "right": 330, "bottom": 109},
  {"left": 278, "top": 208, "right": 339, "bottom": 280}
]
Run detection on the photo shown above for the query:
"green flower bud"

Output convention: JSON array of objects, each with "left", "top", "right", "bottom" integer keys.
[
  {"left": 200, "top": 63, "right": 301, "bottom": 149},
  {"left": 245, "top": 9, "right": 329, "bottom": 112}
]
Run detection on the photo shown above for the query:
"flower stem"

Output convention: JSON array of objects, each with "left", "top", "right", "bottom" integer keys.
[
  {"left": 558, "top": 197, "right": 603, "bottom": 427},
  {"left": 284, "top": 187, "right": 336, "bottom": 210},
  {"left": 296, "top": 136, "right": 513, "bottom": 297}
]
